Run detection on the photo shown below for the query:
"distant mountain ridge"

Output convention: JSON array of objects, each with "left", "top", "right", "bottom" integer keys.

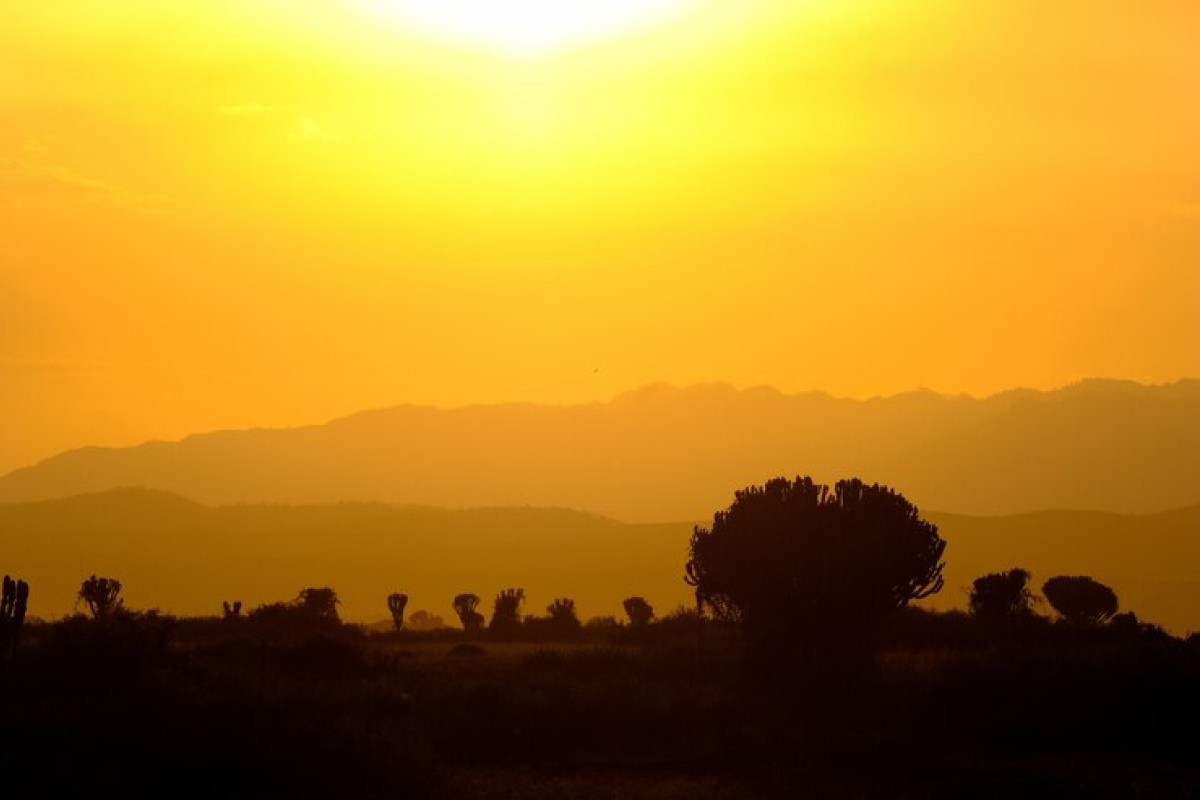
[
  {"left": 1, "top": 488, "right": 1197, "bottom": 633},
  {"left": 2, "top": 379, "right": 1199, "bottom": 521}
]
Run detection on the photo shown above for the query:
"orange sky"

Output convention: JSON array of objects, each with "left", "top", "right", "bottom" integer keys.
[{"left": 3, "top": 0, "right": 1199, "bottom": 474}]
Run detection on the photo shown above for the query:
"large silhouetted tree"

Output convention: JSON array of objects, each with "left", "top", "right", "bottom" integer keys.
[
  {"left": 1042, "top": 576, "right": 1118, "bottom": 625},
  {"left": 969, "top": 569, "right": 1036, "bottom": 621},
  {"left": 490, "top": 588, "right": 525, "bottom": 634},
  {"left": 685, "top": 477, "right": 945, "bottom": 644},
  {"left": 453, "top": 593, "right": 485, "bottom": 630},
  {"left": 79, "top": 575, "right": 123, "bottom": 619}
]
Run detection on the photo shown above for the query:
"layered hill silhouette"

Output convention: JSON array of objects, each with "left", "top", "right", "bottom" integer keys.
[
  {"left": 0, "top": 488, "right": 690, "bottom": 626},
  {"left": 1, "top": 488, "right": 1197, "bottom": 633},
  {"left": 2, "top": 379, "right": 1200, "bottom": 522},
  {"left": 2, "top": 379, "right": 1199, "bottom": 521}
]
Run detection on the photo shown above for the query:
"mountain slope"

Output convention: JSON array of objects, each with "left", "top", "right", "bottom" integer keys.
[
  {"left": 1, "top": 380, "right": 1199, "bottom": 520},
  {"left": 0, "top": 488, "right": 694, "bottom": 625}
]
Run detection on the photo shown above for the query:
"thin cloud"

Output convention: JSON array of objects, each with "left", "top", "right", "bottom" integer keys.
[{"left": 0, "top": 156, "right": 168, "bottom": 212}]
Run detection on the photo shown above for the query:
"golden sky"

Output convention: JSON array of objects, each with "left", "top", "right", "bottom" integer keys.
[{"left": 2, "top": 0, "right": 1199, "bottom": 473}]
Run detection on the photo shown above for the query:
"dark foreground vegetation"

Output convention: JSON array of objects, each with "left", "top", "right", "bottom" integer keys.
[
  {"left": 2, "top": 476, "right": 1198, "bottom": 798},
  {"left": 2, "top": 607, "right": 1198, "bottom": 798}
]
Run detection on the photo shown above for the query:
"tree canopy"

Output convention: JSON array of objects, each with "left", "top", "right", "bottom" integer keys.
[
  {"left": 623, "top": 597, "right": 654, "bottom": 627},
  {"left": 387, "top": 592, "right": 409, "bottom": 631},
  {"left": 685, "top": 477, "right": 946, "bottom": 642},
  {"left": 79, "top": 575, "right": 123, "bottom": 619},
  {"left": 489, "top": 588, "right": 525, "bottom": 634},
  {"left": 968, "top": 569, "right": 1037, "bottom": 621},
  {"left": 1042, "top": 576, "right": 1119, "bottom": 625},
  {"left": 297, "top": 587, "right": 340, "bottom": 622},
  {"left": 453, "top": 593, "right": 485, "bottom": 631}
]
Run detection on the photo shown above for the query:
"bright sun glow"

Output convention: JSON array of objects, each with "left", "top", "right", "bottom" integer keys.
[{"left": 362, "top": 0, "right": 694, "bottom": 57}]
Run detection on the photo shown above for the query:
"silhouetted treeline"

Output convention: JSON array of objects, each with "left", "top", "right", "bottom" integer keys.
[{"left": 2, "top": 474, "right": 1198, "bottom": 796}]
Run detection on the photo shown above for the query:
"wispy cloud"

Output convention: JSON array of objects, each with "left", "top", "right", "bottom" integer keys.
[{"left": 0, "top": 155, "right": 168, "bottom": 212}]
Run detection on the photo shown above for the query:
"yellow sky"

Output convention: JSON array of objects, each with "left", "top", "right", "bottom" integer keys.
[{"left": 2, "top": 0, "right": 1199, "bottom": 474}]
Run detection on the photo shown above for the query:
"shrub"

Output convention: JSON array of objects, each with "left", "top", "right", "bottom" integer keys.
[
  {"left": 969, "top": 569, "right": 1038, "bottom": 621},
  {"left": 623, "top": 597, "right": 655, "bottom": 627},
  {"left": 547, "top": 598, "right": 581, "bottom": 631},
  {"left": 407, "top": 610, "right": 447, "bottom": 631},
  {"left": 297, "top": 587, "right": 340, "bottom": 622},
  {"left": 245, "top": 588, "right": 346, "bottom": 640}
]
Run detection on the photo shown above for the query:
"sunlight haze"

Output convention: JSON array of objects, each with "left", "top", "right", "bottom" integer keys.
[
  {"left": 359, "top": 0, "right": 698, "bottom": 58},
  {"left": 2, "top": 0, "right": 1199, "bottom": 473},
  {"left": 3, "top": 6, "right": 1199, "bottom": 790}
]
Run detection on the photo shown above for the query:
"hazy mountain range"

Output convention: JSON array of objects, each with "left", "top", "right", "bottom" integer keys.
[
  {"left": 1, "top": 488, "right": 1197, "bottom": 633},
  {"left": 2, "top": 379, "right": 1199, "bottom": 521}
]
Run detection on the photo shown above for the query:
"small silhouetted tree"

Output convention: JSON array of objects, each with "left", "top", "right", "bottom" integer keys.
[
  {"left": 297, "top": 587, "right": 340, "bottom": 622},
  {"left": 623, "top": 596, "right": 655, "bottom": 627},
  {"left": 453, "top": 593, "right": 485, "bottom": 630},
  {"left": 490, "top": 588, "right": 525, "bottom": 634},
  {"left": 222, "top": 600, "right": 243, "bottom": 620},
  {"left": 1, "top": 575, "right": 29, "bottom": 657},
  {"left": 387, "top": 593, "right": 409, "bottom": 631},
  {"left": 79, "top": 575, "right": 124, "bottom": 619},
  {"left": 969, "top": 569, "right": 1036, "bottom": 621},
  {"left": 1042, "top": 576, "right": 1118, "bottom": 626},
  {"left": 546, "top": 598, "right": 581, "bottom": 635},
  {"left": 685, "top": 477, "right": 946, "bottom": 645}
]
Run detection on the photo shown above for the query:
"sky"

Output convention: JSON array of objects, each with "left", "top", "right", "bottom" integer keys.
[{"left": 2, "top": 0, "right": 1199, "bottom": 474}]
